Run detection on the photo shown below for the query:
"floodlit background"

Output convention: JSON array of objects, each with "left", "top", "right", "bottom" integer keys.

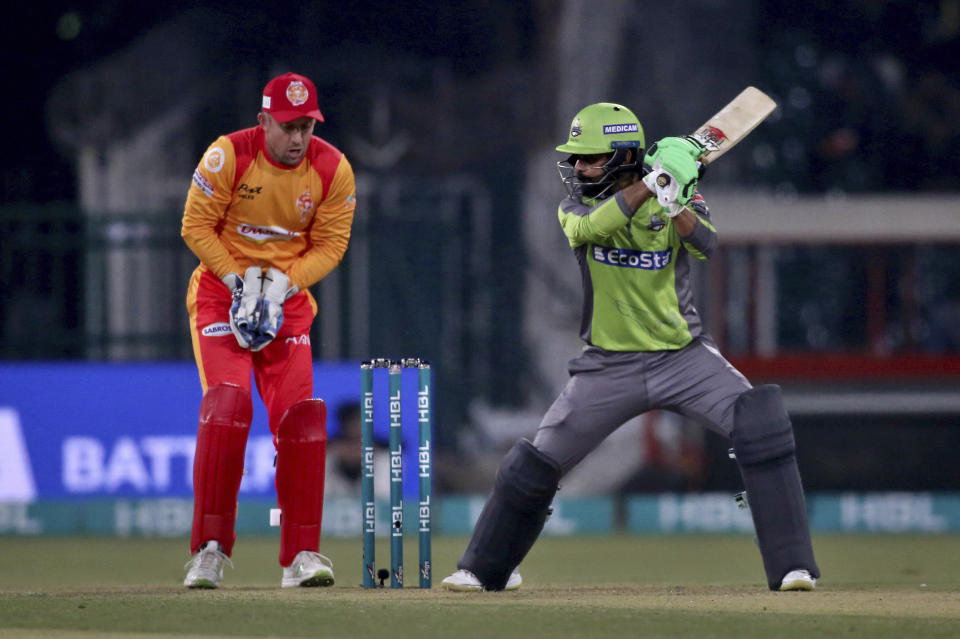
[{"left": 1, "top": 0, "right": 959, "bottom": 537}]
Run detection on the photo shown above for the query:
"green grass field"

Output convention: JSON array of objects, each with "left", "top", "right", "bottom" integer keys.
[{"left": 1, "top": 534, "right": 959, "bottom": 638}]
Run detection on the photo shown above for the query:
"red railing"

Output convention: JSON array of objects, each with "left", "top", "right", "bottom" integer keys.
[{"left": 729, "top": 353, "right": 960, "bottom": 381}]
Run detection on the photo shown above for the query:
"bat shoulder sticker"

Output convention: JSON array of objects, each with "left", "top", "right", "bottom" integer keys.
[{"left": 693, "top": 86, "right": 777, "bottom": 165}]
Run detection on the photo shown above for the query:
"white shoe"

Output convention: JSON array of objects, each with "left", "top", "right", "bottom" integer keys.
[
  {"left": 779, "top": 569, "right": 816, "bottom": 591},
  {"left": 183, "top": 540, "right": 233, "bottom": 589},
  {"left": 441, "top": 569, "right": 522, "bottom": 591},
  {"left": 282, "top": 551, "right": 335, "bottom": 588}
]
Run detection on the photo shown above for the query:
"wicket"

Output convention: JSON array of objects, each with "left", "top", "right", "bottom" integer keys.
[{"left": 360, "top": 358, "right": 432, "bottom": 588}]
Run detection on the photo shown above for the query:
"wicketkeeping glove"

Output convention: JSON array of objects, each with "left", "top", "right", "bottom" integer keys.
[
  {"left": 249, "top": 267, "right": 298, "bottom": 352},
  {"left": 223, "top": 266, "right": 264, "bottom": 349},
  {"left": 642, "top": 147, "right": 700, "bottom": 216}
]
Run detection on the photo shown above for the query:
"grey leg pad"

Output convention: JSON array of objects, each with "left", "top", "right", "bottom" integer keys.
[
  {"left": 457, "top": 439, "right": 561, "bottom": 590},
  {"left": 732, "top": 385, "right": 820, "bottom": 590}
]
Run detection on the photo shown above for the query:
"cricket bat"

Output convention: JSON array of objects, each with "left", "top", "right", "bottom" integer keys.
[
  {"left": 649, "top": 86, "right": 776, "bottom": 207},
  {"left": 688, "top": 86, "right": 777, "bottom": 165}
]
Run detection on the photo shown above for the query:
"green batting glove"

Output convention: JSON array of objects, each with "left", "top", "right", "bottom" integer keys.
[
  {"left": 643, "top": 136, "right": 705, "bottom": 169},
  {"left": 642, "top": 147, "right": 699, "bottom": 207}
]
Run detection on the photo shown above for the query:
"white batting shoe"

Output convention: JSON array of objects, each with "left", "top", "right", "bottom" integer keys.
[
  {"left": 282, "top": 551, "right": 335, "bottom": 588},
  {"left": 779, "top": 569, "right": 816, "bottom": 591},
  {"left": 441, "top": 569, "right": 522, "bottom": 591},
  {"left": 183, "top": 540, "right": 232, "bottom": 589}
]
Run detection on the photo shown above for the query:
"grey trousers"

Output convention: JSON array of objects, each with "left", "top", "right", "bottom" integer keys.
[{"left": 533, "top": 335, "right": 751, "bottom": 475}]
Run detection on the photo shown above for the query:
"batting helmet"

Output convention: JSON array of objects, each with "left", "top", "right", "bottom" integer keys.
[{"left": 556, "top": 102, "right": 645, "bottom": 199}]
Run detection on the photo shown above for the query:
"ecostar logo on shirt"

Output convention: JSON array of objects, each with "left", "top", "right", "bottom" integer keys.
[{"left": 592, "top": 245, "right": 672, "bottom": 270}]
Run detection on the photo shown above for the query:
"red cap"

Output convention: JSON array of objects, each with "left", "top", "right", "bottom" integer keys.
[{"left": 261, "top": 72, "right": 324, "bottom": 123}]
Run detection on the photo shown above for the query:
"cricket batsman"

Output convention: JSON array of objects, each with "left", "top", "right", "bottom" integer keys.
[
  {"left": 442, "top": 102, "right": 820, "bottom": 592},
  {"left": 180, "top": 72, "right": 356, "bottom": 588}
]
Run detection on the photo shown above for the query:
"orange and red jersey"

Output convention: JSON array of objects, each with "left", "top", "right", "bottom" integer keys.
[{"left": 181, "top": 126, "right": 356, "bottom": 296}]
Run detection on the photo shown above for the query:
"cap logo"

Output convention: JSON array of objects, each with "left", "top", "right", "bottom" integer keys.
[
  {"left": 286, "top": 80, "right": 309, "bottom": 107},
  {"left": 262, "top": 96, "right": 272, "bottom": 109},
  {"left": 570, "top": 117, "right": 582, "bottom": 137}
]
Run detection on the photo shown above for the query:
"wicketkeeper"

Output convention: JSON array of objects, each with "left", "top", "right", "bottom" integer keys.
[
  {"left": 442, "top": 102, "right": 820, "bottom": 592},
  {"left": 180, "top": 72, "right": 356, "bottom": 588}
]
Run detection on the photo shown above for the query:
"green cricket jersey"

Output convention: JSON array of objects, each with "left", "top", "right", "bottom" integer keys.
[{"left": 558, "top": 189, "right": 717, "bottom": 351}]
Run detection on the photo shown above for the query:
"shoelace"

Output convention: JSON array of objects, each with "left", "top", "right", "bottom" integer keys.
[
  {"left": 184, "top": 545, "right": 234, "bottom": 572},
  {"left": 294, "top": 551, "right": 333, "bottom": 570}
]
